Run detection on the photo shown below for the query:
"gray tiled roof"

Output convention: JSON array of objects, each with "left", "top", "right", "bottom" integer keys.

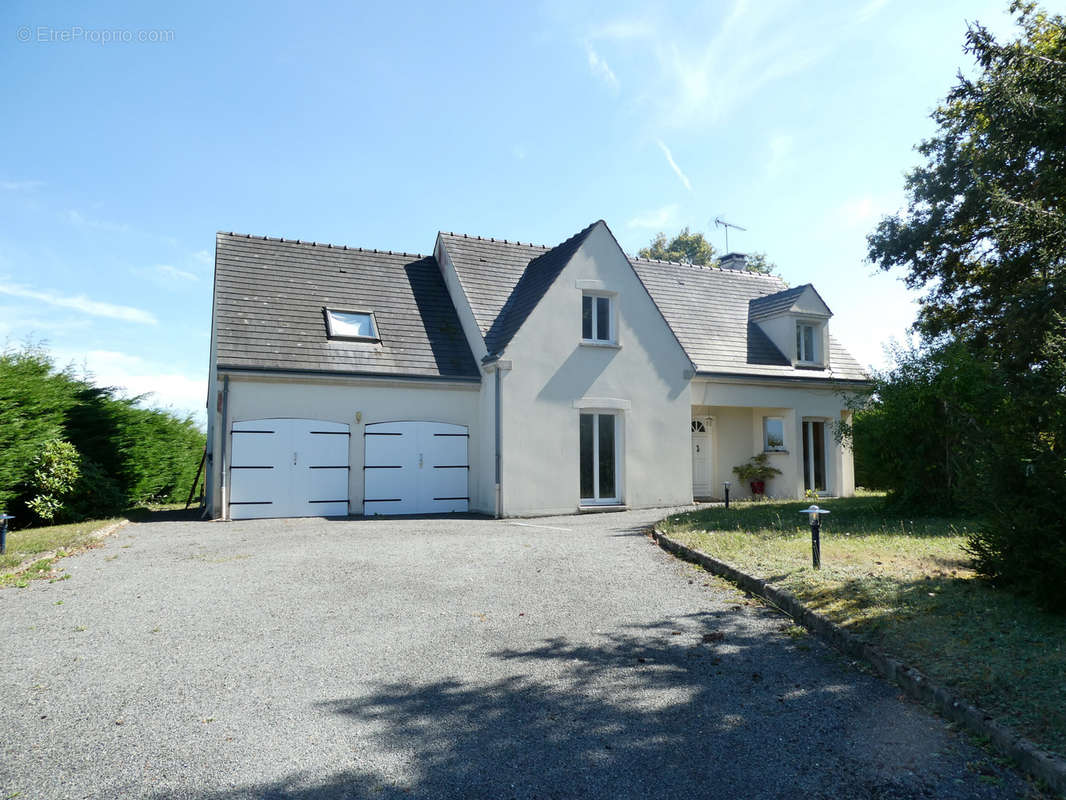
[
  {"left": 484, "top": 222, "right": 600, "bottom": 355},
  {"left": 213, "top": 233, "right": 479, "bottom": 380},
  {"left": 440, "top": 226, "right": 868, "bottom": 383},
  {"left": 630, "top": 260, "right": 867, "bottom": 381}
]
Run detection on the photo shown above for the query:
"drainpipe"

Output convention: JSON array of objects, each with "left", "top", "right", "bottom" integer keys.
[
  {"left": 495, "top": 363, "right": 502, "bottom": 519},
  {"left": 219, "top": 374, "right": 230, "bottom": 520}
]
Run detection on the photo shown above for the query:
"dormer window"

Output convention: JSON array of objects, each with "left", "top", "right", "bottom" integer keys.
[
  {"left": 325, "top": 308, "right": 379, "bottom": 341},
  {"left": 796, "top": 321, "right": 820, "bottom": 364}
]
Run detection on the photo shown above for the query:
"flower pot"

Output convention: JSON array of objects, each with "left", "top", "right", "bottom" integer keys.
[{"left": 750, "top": 480, "right": 765, "bottom": 495}]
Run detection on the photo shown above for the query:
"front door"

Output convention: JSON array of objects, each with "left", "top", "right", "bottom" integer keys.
[{"left": 691, "top": 419, "right": 711, "bottom": 496}]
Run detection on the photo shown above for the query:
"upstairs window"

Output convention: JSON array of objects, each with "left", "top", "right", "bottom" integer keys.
[
  {"left": 325, "top": 309, "right": 379, "bottom": 341},
  {"left": 582, "top": 294, "right": 614, "bottom": 343},
  {"left": 796, "top": 322, "right": 819, "bottom": 363}
]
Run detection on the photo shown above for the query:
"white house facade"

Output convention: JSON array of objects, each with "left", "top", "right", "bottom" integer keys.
[{"left": 204, "top": 220, "right": 868, "bottom": 520}]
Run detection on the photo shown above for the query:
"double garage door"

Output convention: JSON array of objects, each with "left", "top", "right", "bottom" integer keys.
[{"left": 228, "top": 418, "right": 468, "bottom": 519}]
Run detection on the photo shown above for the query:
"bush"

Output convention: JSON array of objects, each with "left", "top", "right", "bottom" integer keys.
[
  {"left": 25, "top": 439, "right": 81, "bottom": 523},
  {"left": 0, "top": 344, "right": 205, "bottom": 524}
]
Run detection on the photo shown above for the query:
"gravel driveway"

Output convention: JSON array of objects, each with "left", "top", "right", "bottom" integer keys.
[{"left": 0, "top": 509, "right": 1034, "bottom": 799}]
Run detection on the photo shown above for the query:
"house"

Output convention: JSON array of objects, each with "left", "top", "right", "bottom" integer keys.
[{"left": 204, "top": 220, "right": 868, "bottom": 520}]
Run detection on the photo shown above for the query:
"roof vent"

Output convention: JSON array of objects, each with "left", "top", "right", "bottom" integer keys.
[{"left": 718, "top": 252, "right": 747, "bottom": 271}]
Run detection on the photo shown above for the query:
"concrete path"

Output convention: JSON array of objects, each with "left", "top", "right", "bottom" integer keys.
[{"left": 0, "top": 509, "right": 1035, "bottom": 799}]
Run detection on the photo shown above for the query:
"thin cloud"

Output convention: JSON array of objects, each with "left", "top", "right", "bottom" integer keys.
[
  {"left": 585, "top": 42, "right": 619, "bottom": 91},
  {"left": 55, "top": 348, "right": 206, "bottom": 426},
  {"left": 627, "top": 204, "right": 680, "bottom": 229},
  {"left": 766, "top": 133, "right": 794, "bottom": 177},
  {"left": 856, "top": 0, "right": 890, "bottom": 23},
  {"left": 192, "top": 249, "right": 212, "bottom": 265},
  {"left": 656, "top": 140, "right": 692, "bottom": 191},
  {"left": 66, "top": 209, "right": 130, "bottom": 233},
  {"left": 0, "top": 283, "right": 157, "bottom": 324},
  {"left": 136, "top": 264, "right": 198, "bottom": 284},
  {"left": 580, "top": 1, "right": 836, "bottom": 128},
  {"left": 1, "top": 180, "right": 44, "bottom": 191}
]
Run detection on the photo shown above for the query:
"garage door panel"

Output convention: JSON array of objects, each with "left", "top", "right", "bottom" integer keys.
[
  {"left": 304, "top": 500, "right": 348, "bottom": 517},
  {"left": 428, "top": 435, "right": 468, "bottom": 467},
  {"left": 430, "top": 467, "right": 468, "bottom": 500},
  {"left": 229, "top": 501, "right": 280, "bottom": 520},
  {"left": 229, "top": 418, "right": 350, "bottom": 520},
  {"left": 231, "top": 426, "right": 286, "bottom": 468},
  {"left": 362, "top": 498, "right": 408, "bottom": 515},
  {"left": 426, "top": 497, "right": 468, "bottom": 514},
  {"left": 363, "top": 421, "right": 468, "bottom": 516},
  {"left": 230, "top": 467, "right": 281, "bottom": 503},
  {"left": 308, "top": 467, "right": 349, "bottom": 502}
]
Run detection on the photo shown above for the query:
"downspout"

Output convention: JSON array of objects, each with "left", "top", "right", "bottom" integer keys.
[
  {"left": 219, "top": 374, "right": 230, "bottom": 520},
  {"left": 495, "top": 364, "right": 502, "bottom": 519}
]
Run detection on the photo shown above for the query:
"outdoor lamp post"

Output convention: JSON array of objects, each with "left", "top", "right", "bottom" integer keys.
[
  {"left": 799, "top": 505, "right": 829, "bottom": 569},
  {"left": 723, "top": 481, "right": 731, "bottom": 510},
  {"left": 0, "top": 514, "right": 13, "bottom": 555}
]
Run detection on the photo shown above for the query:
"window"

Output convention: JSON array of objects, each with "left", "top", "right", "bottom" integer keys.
[
  {"left": 763, "top": 417, "right": 785, "bottom": 451},
  {"left": 802, "top": 420, "right": 827, "bottom": 492},
  {"left": 796, "top": 322, "right": 818, "bottom": 363},
  {"left": 581, "top": 294, "right": 613, "bottom": 343},
  {"left": 580, "top": 413, "right": 619, "bottom": 504},
  {"left": 325, "top": 309, "right": 379, "bottom": 341}
]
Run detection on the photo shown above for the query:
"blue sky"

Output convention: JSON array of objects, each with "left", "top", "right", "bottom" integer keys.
[{"left": 1, "top": 0, "right": 1033, "bottom": 425}]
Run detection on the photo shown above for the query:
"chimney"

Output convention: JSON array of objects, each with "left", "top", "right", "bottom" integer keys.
[{"left": 718, "top": 252, "right": 747, "bottom": 271}]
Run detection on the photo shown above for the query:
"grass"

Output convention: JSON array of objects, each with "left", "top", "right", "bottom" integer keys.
[
  {"left": 659, "top": 493, "right": 1066, "bottom": 760},
  {"left": 0, "top": 517, "right": 124, "bottom": 587}
]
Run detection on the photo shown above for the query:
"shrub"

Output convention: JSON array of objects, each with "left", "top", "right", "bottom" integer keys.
[{"left": 25, "top": 439, "right": 81, "bottom": 523}]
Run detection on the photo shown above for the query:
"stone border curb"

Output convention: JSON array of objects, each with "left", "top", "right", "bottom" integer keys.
[
  {"left": 4, "top": 519, "right": 130, "bottom": 578},
  {"left": 651, "top": 527, "right": 1066, "bottom": 797}
]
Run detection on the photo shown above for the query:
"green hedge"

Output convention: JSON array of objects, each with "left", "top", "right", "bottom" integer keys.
[{"left": 0, "top": 345, "right": 205, "bottom": 525}]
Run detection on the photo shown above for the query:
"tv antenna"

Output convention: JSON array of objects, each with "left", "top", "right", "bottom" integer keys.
[{"left": 714, "top": 217, "right": 747, "bottom": 253}]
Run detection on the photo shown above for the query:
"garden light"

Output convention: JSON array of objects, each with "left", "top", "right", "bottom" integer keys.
[
  {"left": 799, "top": 505, "right": 829, "bottom": 569},
  {"left": 723, "top": 481, "right": 731, "bottom": 510},
  {"left": 0, "top": 515, "right": 13, "bottom": 555}
]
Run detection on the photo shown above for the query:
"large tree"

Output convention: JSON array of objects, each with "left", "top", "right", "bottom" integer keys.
[
  {"left": 638, "top": 227, "right": 776, "bottom": 274},
  {"left": 865, "top": 2, "right": 1066, "bottom": 609},
  {"left": 868, "top": 2, "right": 1066, "bottom": 372}
]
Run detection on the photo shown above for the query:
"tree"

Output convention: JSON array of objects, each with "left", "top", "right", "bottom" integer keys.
[
  {"left": 866, "top": 2, "right": 1066, "bottom": 610},
  {"left": 638, "top": 228, "right": 778, "bottom": 274},
  {"left": 639, "top": 228, "right": 717, "bottom": 265},
  {"left": 868, "top": 2, "right": 1066, "bottom": 372}
]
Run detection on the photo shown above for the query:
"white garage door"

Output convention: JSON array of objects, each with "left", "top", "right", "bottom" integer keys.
[
  {"left": 363, "top": 421, "right": 469, "bottom": 515},
  {"left": 229, "top": 418, "right": 350, "bottom": 520}
]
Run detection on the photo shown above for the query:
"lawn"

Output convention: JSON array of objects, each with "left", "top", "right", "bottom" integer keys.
[
  {"left": 658, "top": 493, "right": 1066, "bottom": 760},
  {"left": 0, "top": 517, "right": 125, "bottom": 587}
]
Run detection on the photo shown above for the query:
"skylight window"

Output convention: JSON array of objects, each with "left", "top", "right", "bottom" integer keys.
[{"left": 325, "top": 309, "right": 379, "bottom": 341}]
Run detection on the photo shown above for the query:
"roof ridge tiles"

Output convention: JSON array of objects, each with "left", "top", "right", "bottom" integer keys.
[{"left": 219, "top": 231, "right": 424, "bottom": 258}]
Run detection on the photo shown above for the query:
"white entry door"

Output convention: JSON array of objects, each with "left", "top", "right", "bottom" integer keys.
[
  {"left": 691, "top": 419, "right": 712, "bottom": 496},
  {"left": 363, "top": 421, "right": 469, "bottom": 515},
  {"left": 229, "top": 419, "right": 350, "bottom": 519}
]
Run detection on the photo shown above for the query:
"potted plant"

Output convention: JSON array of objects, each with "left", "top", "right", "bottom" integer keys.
[{"left": 732, "top": 453, "right": 783, "bottom": 497}]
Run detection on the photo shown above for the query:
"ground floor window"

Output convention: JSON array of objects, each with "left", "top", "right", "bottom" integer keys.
[
  {"left": 802, "top": 420, "right": 826, "bottom": 492},
  {"left": 580, "top": 412, "right": 618, "bottom": 504}
]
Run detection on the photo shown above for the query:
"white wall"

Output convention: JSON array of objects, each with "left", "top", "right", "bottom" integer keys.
[
  {"left": 208, "top": 374, "right": 483, "bottom": 517},
  {"left": 497, "top": 223, "right": 694, "bottom": 516},
  {"left": 693, "top": 379, "right": 856, "bottom": 500}
]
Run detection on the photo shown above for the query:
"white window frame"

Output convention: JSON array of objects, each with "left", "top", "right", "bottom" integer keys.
[
  {"left": 579, "top": 411, "right": 621, "bottom": 506},
  {"left": 795, "top": 320, "right": 821, "bottom": 365},
  {"left": 763, "top": 416, "right": 786, "bottom": 452},
  {"left": 802, "top": 418, "right": 830, "bottom": 494},
  {"left": 324, "top": 308, "right": 380, "bottom": 342},
  {"left": 581, "top": 292, "right": 616, "bottom": 345}
]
